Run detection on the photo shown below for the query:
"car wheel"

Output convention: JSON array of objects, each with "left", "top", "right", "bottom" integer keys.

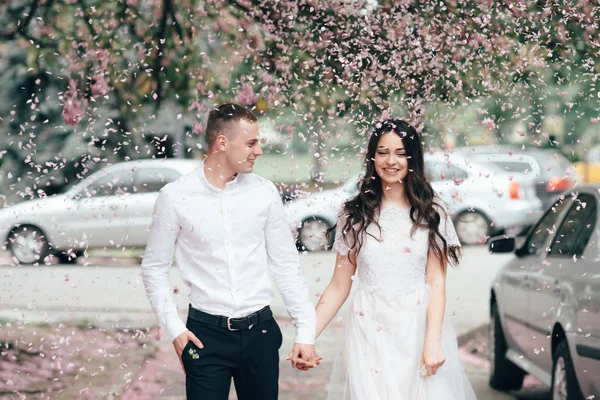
[
  {"left": 455, "top": 211, "right": 490, "bottom": 245},
  {"left": 489, "top": 302, "right": 525, "bottom": 391},
  {"left": 7, "top": 225, "right": 51, "bottom": 265},
  {"left": 552, "top": 340, "right": 583, "bottom": 400},
  {"left": 297, "top": 217, "right": 333, "bottom": 252}
]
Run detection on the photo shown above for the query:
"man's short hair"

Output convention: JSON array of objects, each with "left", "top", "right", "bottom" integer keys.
[{"left": 205, "top": 103, "right": 258, "bottom": 149}]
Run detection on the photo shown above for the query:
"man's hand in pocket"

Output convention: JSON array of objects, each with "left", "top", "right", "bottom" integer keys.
[{"left": 173, "top": 330, "right": 204, "bottom": 373}]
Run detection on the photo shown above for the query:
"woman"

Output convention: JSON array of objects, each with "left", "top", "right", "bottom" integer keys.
[{"left": 316, "top": 119, "right": 476, "bottom": 399}]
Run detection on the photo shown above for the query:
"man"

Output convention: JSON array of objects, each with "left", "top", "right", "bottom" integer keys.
[{"left": 141, "top": 103, "right": 318, "bottom": 399}]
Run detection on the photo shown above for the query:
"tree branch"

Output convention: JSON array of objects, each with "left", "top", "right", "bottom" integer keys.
[
  {"left": 1, "top": 1, "right": 43, "bottom": 45},
  {"left": 115, "top": 1, "right": 145, "bottom": 44},
  {"left": 152, "top": 0, "right": 172, "bottom": 110},
  {"left": 169, "top": 6, "right": 186, "bottom": 42},
  {"left": 77, "top": 0, "right": 98, "bottom": 38},
  {"left": 18, "top": 0, "right": 40, "bottom": 34}
]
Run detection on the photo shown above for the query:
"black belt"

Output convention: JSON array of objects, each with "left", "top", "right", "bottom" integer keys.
[{"left": 187, "top": 305, "right": 273, "bottom": 331}]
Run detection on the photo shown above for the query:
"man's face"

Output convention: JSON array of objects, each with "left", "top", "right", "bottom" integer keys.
[{"left": 224, "top": 119, "right": 263, "bottom": 174}]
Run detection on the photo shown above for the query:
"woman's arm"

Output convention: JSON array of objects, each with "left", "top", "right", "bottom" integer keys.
[
  {"left": 315, "top": 252, "right": 357, "bottom": 338},
  {"left": 422, "top": 249, "right": 448, "bottom": 376}
]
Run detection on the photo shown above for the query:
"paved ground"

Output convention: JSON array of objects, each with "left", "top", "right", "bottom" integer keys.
[
  {"left": 0, "top": 246, "right": 509, "bottom": 337},
  {"left": 121, "top": 317, "right": 550, "bottom": 400},
  {"left": 0, "top": 247, "right": 552, "bottom": 399}
]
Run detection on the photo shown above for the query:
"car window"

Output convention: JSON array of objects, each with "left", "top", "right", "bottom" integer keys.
[
  {"left": 134, "top": 168, "right": 181, "bottom": 194},
  {"left": 426, "top": 162, "right": 468, "bottom": 182},
  {"left": 75, "top": 170, "right": 135, "bottom": 199},
  {"left": 467, "top": 154, "right": 539, "bottom": 176},
  {"left": 550, "top": 193, "right": 597, "bottom": 257},
  {"left": 534, "top": 151, "right": 574, "bottom": 179},
  {"left": 522, "top": 196, "right": 571, "bottom": 256},
  {"left": 481, "top": 161, "right": 532, "bottom": 174}
]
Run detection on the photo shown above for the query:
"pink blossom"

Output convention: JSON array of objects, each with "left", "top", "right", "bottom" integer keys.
[
  {"left": 481, "top": 118, "right": 495, "bottom": 130},
  {"left": 95, "top": 49, "right": 110, "bottom": 70},
  {"left": 62, "top": 79, "right": 85, "bottom": 126},
  {"left": 259, "top": 71, "right": 274, "bottom": 85},
  {"left": 90, "top": 74, "right": 110, "bottom": 96},
  {"left": 192, "top": 120, "right": 205, "bottom": 135},
  {"left": 188, "top": 100, "right": 205, "bottom": 114},
  {"left": 236, "top": 83, "right": 258, "bottom": 106}
]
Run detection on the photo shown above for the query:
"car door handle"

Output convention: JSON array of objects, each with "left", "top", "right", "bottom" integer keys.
[{"left": 110, "top": 204, "right": 118, "bottom": 210}]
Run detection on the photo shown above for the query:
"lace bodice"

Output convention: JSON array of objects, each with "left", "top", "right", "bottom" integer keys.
[{"left": 333, "top": 203, "right": 460, "bottom": 294}]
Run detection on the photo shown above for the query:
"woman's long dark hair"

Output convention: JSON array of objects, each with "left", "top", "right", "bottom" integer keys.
[{"left": 331, "top": 119, "right": 461, "bottom": 269}]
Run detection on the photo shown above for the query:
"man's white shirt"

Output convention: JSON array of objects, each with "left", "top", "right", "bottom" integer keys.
[{"left": 141, "top": 161, "right": 316, "bottom": 344}]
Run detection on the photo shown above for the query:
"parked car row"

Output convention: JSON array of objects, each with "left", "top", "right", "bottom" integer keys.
[
  {"left": 0, "top": 145, "right": 580, "bottom": 264},
  {"left": 487, "top": 184, "right": 600, "bottom": 399},
  {"left": 456, "top": 145, "right": 579, "bottom": 209},
  {"left": 285, "top": 150, "right": 546, "bottom": 250},
  {"left": 0, "top": 159, "right": 199, "bottom": 264},
  {"left": 284, "top": 145, "right": 580, "bottom": 251}
]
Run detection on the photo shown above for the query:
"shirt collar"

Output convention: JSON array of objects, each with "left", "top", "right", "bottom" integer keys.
[{"left": 197, "top": 160, "right": 240, "bottom": 193}]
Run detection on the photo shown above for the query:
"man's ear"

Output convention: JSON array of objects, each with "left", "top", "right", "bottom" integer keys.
[{"left": 215, "top": 134, "right": 228, "bottom": 151}]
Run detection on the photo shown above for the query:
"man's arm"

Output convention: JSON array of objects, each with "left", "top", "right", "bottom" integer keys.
[
  {"left": 264, "top": 183, "right": 317, "bottom": 346},
  {"left": 264, "top": 184, "right": 320, "bottom": 369},
  {"left": 140, "top": 189, "right": 187, "bottom": 342}
]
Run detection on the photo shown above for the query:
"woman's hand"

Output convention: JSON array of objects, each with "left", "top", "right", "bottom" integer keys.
[{"left": 420, "top": 340, "right": 445, "bottom": 377}]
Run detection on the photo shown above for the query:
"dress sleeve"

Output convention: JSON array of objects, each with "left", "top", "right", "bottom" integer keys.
[
  {"left": 435, "top": 202, "right": 461, "bottom": 248},
  {"left": 332, "top": 209, "right": 356, "bottom": 254}
]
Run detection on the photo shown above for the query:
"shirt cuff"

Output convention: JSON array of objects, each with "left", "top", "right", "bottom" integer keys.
[
  {"left": 294, "top": 325, "right": 316, "bottom": 345},
  {"left": 165, "top": 316, "right": 188, "bottom": 342}
]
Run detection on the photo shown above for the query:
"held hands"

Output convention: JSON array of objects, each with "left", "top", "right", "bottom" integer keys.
[
  {"left": 173, "top": 330, "right": 204, "bottom": 373},
  {"left": 420, "top": 340, "right": 445, "bottom": 377},
  {"left": 286, "top": 343, "right": 323, "bottom": 371}
]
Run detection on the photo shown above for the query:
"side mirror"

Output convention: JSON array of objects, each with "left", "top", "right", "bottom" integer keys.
[{"left": 488, "top": 236, "right": 515, "bottom": 253}]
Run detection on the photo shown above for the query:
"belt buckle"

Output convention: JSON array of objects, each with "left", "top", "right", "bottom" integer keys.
[{"left": 227, "top": 317, "right": 240, "bottom": 331}]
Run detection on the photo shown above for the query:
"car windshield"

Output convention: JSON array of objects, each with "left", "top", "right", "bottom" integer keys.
[
  {"left": 470, "top": 160, "right": 505, "bottom": 174},
  {"left": 462, "top": 147, "right": 574, "bottom": 179}
]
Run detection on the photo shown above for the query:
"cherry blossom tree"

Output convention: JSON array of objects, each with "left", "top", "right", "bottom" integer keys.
[{"left": 1, "top": 0, "right": 599, "bottom": 201}]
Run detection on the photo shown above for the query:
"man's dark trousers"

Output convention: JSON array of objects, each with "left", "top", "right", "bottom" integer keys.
[{"left": 181, "top": 306, "right": 283, "bottom": 400}]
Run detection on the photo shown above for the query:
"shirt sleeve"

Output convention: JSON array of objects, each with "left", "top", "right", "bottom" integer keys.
[
  {"left": 140, "top": 189, "right": 187, "bottom": 342},
  {"left": 434, "top": 201, "right": 461, "bottom": 249},
  {"left": 264, "top": 183, "right": 316, "bottom": 345},
  {"left": 332, "top": 208, "right": 356, "bottom": 255}
]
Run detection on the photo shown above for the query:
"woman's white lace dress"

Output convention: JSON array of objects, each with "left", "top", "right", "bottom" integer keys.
[{"left": 327, "top": 204, "right": 476, "bottom": 400}]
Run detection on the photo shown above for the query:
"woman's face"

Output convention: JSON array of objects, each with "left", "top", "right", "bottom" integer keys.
[{"left": 373, "top": 132, "right": 409, "bottom": 188}]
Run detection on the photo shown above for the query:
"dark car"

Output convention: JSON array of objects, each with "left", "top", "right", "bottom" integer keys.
[{"left": 457, "top": 145, "right": 580, "bottom": 209}]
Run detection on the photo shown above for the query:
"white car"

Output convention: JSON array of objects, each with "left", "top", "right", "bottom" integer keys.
[
  {"left": 458, "top": 145, "right": 580, "bottom": 209},
  {"left": 284, "top": 175, "right": 360, "bottom": 251},
  {"left": 0, "top": 159, "right": 199, "bottom": 264},
  {"left": 285, "top": 152, "right": 544, "bottom": 250},
  {"left": 488, "top": 186, "right": 600, "bottom": 399}
]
